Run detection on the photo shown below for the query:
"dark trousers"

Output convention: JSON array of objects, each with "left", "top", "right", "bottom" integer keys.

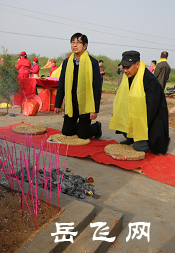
[{"left": 62, "top": 112, "right": 99, "bottom": 139}]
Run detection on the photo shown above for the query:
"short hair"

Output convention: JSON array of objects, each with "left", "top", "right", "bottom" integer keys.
[
  {"left": 70, "top": 33, "right": 88, "bottom": 46},
  {"left": 99, "top": 60, "right": 104, "bottom": 63},
  {"left": 161, "top": 51, "right": 168, "bottom": 58},
  {"left": 151, "top": 60, "right": 157, "bottom": 65}
]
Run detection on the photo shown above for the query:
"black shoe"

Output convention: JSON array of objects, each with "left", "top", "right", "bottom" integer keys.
[
  {"left": 115, "top": 130, "right": 122, "bottom": 134},
  {"left": 94, "top": 121, "right": 102, "bottom": 139},
  {"left": 120, "top": 139, "right": 134, "bottom": 145}
]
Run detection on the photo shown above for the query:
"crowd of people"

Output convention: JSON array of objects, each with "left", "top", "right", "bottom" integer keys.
[{"left": 4, "top": 32, "right": 171, "bottom": 155}]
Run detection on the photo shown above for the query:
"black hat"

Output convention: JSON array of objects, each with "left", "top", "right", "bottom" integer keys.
[{"left": 118, "top": 50, "right": 140, "bottom": 66}]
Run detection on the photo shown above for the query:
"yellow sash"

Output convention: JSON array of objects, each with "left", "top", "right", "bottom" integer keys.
[
  {"left": 51, "top": 63, "right": 62, "bottom": 78},
  {"left": 109, "top": 61, "right": 148, "bottom": 142},
  {"left": 65, "top": 51, "right": 95, "bottom": 117}
]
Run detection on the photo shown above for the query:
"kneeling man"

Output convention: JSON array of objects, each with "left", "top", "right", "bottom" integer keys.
[
  {"left": 54, "top": 33, "right": 102, "bottom": 139},
  {"left": 109, "top": 50, "right": 169, "bottom": 155}
]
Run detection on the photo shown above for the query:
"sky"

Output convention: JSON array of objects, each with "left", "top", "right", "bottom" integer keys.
[{"left": 0, "top": 0, "right": 175, "bottom": 67}]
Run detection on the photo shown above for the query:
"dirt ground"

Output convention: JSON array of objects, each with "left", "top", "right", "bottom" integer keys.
[
  {"left": 0, "top": 92, "right": 175, "bottom": 253},
  {"left": 0, "top": 186, "right": 60, "bottom": 253},
  {"left": 1, "top": 92, "right": 175, "bottom": 129},
  {"left": 166, "top": 97, "right": 175, "bottom": 128}
]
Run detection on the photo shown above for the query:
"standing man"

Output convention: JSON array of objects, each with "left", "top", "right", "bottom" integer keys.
[
  {"left": 98, "top": 60, "right": 105, "bottom": 87},
  {"left": 109, "top": 50, "right": 169, "bottom": 155},
  {"left": 154, "top": 51, "right": 171, "bottom": 89},
  {"left": 16, "top": 51, "right": 31, "bottom": 78},
  {"left": 54, "top": 32, "right": 102, "bottom": 139},
  {"left": 50, "top": 60, "right": 58, "bottom": 76}
]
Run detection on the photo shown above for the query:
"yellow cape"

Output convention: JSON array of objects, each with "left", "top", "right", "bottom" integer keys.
[{"left": 109, "top": 61, "right": 148, "bottom": 142}]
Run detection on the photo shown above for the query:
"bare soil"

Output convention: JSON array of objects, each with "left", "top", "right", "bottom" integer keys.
[
  {"left": 167, "top": 99, "right": 175, "bottom": 129},
  {"left": 0, "top": 186, "right": 60, "bottom": 253},
  {"left": 1, "top": 93, "right": 175, "bottom": 129}
]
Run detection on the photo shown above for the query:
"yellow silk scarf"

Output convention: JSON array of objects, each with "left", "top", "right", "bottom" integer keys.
[
  {"left": 65, "top": 51, "right": 95, "bottom": 117},
  {"left": 109, "top": 61, "right": 148, "bottom": 142}
]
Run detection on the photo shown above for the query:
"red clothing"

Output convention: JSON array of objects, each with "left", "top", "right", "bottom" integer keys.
[
  {"left": 50, "top": 66, "right": 58, "bottom": 76},
  {"left": 30, "top": 63, "right": 40, "bottom": 77},
  {"left": 0, "top": 61, "right": 2, "bottom": 65},
  {"left": 16, "top": 57, "right": 31, "bottom": 78}
]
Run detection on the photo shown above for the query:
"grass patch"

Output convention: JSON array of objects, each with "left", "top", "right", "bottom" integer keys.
[
  {"left": 102, "top": 81, "right": 116, "bottom": 92},
  {"left": 102, "top": 81, "right": 175, "bottom": 93},
  {"left": 165, "top": 82, "right": 175, "bottom": 92},
  {"left": 166, "top": 82, "right": 175, "bottom": 88}
]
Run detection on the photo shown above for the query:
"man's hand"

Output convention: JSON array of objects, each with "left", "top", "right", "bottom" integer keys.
[
  {"left": 54, "top": 108, "right": 61, "bottom": 114},
  {"left": 90, "top": 112, "right": 97, "bottom": 120}
]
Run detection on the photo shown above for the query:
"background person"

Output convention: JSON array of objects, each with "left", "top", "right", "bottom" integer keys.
[
  {"left": 30, "top": 58, "right": 40, "bottom": 78},
  {"left": 0, "top": 56, "right": 4, "bottom": 65},
  {"left": 98, "top": 60, "right": 105, "bottom": 87},
  {"left": 16, "top": 51, "right": 31, "bottom": 78},
  {"left": 115, "top": 66, "right": 124, "bottom": 94},
  {"left": 54, "top": 32, "right": 102, "bottom": 139},
  {"left": 147, "top": 60, "right": 157, "bottom": 73},
  {"left": 15, "top": 56, "right": 21, "bottom": 67},
  {"left": 50, "top": 60, "right": 58, "bottom": 76},
  {"left": 109, "top": 50, "right": 169, "bottom": 155},
  {"left": 154, "top": 51, "right": 171, "bottom": 90}
]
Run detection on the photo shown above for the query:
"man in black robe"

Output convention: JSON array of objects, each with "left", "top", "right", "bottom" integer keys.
[{"left": 113, "top": 51, "right": 169, "bottom": 155}]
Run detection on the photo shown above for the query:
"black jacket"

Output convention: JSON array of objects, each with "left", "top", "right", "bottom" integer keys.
[
  {"left": 54, "top": 54, "right": 101, "bottom": 115},
  {"left": 143, "top": 69, "right": 169, "bottom": 154}
]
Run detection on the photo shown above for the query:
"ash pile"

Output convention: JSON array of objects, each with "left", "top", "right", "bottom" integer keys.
[{"left": 17, "top": 167, "right": 95, "bottom": 199}]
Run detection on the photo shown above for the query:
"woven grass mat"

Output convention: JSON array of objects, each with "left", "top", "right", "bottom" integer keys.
[
  {"left": 104, "top": 144, "right": 145, "bottom": 160},
  {"left": 12, "top": 124, "right": 47, "bottom": 135},
  {"left": 47, "top": 134, "right": 90, "bottom": 146}
]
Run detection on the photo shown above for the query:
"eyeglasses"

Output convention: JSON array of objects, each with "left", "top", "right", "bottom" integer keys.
[{"left": 70, "top": 41, "right": 83, "bottom": 45}]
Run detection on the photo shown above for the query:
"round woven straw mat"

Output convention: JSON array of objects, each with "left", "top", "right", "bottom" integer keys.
[
  {"left": 104, "top": 144, "right": 145, "bottom": 160},
  {"left": 48, "top": 134, "right": 90, "bottom": 145},
  {"left": 12, "top": 124, "right": 47, "bottom": 135}
]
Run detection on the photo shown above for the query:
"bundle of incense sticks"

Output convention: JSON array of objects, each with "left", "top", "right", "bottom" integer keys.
[{"left": 0, "top": 134, "right": 68, "bottom": 229}]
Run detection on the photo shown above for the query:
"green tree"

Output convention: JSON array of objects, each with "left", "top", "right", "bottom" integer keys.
[{"left": 0, "top": 48, "right": 20, "bottom": 113}]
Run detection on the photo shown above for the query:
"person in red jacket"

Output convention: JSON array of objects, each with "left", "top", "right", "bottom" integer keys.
[
  {"left": 30, "top": 58, "right": 40, "bottom": 77},
  {"left": 0, "top": 56, "right": 4, "bottom": 65},
  {"left": 15, "top": 56, "right": 21, "bottom": 67},
  {"left": 18, "top": 56, "right": 21, "bottom": 61},
  {"left": 50, "top": 60, "right": 58, "bottom": 76},
  {"left": 16, "top": 51, "right": 31, "bottom": 78}
]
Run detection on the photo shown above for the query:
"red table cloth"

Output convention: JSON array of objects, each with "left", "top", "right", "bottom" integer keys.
[{"left": 14, "top": 78, "right": 58, "bottom": 106}]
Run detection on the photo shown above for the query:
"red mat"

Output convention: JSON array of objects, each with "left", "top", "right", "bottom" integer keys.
[{"left": 1, "top": 123, "right": 175, "bottom": 187}]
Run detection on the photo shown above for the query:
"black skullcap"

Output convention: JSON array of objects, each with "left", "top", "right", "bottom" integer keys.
[{"left": 118, "top": 51, "right": 140, "bottom": 66}]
